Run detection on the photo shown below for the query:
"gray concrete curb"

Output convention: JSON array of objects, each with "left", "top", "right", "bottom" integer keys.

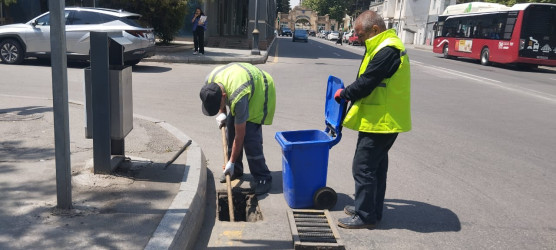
[
  {"left": 39, "top": 100, "right": 206, "bottom": 249},
  {"left": 134, "top": 114, "right": 207, "bottom": 250}
]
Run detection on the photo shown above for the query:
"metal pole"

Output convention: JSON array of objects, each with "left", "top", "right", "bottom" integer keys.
[
  {"left": 397, "top": 0, "right": 404, "bottom": 36},
  {"left": 251, "top": 0, "right": 260, "bottom": 55},
  {"left": 49, "top": 0, "right": 72, "bottom": 210},
  {"left": 90, "top": 32, "right": 112, "bottom": 174}
]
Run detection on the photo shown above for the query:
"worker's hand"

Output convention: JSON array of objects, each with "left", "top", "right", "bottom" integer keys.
[
  {"left": 223, "top": 161, "right": 235, "bottom": 175},
  {"left": 215, "top": 113, "right": 227, "bottom": 129},
  {"left": 334, "top": 88, "right": 346, "bottom": 103}
]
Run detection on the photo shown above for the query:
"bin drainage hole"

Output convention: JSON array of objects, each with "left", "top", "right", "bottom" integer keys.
[{"left": 217, "top": 190, "right": 262, "bottom": 222}]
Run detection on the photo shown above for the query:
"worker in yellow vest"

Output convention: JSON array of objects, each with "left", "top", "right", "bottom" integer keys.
[
  {"left": 200, "top": 63, "right": 276, "bottom": 195},
  {"left": 334, "top": 10, "right": 412, "bottom": 229}
]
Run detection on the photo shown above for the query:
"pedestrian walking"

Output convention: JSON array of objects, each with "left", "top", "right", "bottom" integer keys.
[
  {"left": 192, "top": 7, "right": 207, "bottom": 55},
  {"left": 336, "top": 31, "right": 343, "bottom": 45},
  {"left": 334, "top": 10, "right": 412, "bottom": 229},
  {"left": 199, "top": 63, "right": 276, "bottom": 195}
]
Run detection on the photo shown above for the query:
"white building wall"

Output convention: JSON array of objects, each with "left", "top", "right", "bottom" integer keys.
[{"left": 367, "top": 0, "right": 456, "bottom": 45}]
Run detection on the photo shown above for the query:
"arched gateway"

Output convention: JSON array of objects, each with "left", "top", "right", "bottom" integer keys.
[{"left": 277, "top": 6, "right": 338, "bottom": 32}]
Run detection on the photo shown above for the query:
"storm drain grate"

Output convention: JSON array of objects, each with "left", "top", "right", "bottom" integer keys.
[{"left": 287, "top": 209, "right": 345, "bottom": 249}]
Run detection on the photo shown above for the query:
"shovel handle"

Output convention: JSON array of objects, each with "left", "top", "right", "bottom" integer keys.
[{"left": 221, "top": 126, "right": 235, "bottom": 222}]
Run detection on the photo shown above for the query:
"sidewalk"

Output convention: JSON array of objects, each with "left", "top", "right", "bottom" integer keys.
[
  {"left": 144, "top": 39, "right": 275, "bottom": 65},
  {"left": 0, "top": 38, "right": 277, "bottom": 249},
  {"left": 0, "top": 96, "right": 205, "bottom": 249}
]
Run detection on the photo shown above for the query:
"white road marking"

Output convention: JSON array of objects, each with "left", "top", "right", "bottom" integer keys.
[
  {"left": 333, "top": 52, "right": 341, "bottom": 57},
  {"left": 412, "top": 60, "right": 556, "bottom": 104}
]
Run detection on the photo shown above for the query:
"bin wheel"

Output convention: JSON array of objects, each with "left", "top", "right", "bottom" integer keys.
[{"left": 313, "top": 187, "right": 337, "bottom": 210}]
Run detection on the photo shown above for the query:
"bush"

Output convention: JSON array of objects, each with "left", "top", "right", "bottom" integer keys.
[{"left": 99, "top": 0, "right": 188, "bottom": 44}]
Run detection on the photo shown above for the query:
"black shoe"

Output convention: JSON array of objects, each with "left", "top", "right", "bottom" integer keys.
[
  {"left": 338, "top": 215, "right": 376, "bottom": 229},
  {"left": 254, "top": 179, "right": 271, "bottom": 195},
  {"left": 219, "top": 172, "right": 243, "bottom": 183},
  {"left": 344, "top": 205, "right": 355, "bottom": 216}
]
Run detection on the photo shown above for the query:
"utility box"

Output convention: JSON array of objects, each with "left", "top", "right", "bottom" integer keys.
[{"left": 84, "top": 66, "right": 133, "bottom": 139}]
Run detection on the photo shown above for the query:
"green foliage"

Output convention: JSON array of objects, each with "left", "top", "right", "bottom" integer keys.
[
  {"left": 99, "top": 0, "right": 188, "bottom": 44},
  {"left": 2, "top": 0, "right": 18, "bottom": 6},
  {"left": 346, "top": 0, "right": 371, "bottom": 17},
  {"left": 302, "top": 0, "right": 347, "bottom": 21},
  {"left": 277, "top": 0, "right": 291, "bottom": 14}
]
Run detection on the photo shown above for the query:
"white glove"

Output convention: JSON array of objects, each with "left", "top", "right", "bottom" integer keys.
[
  {"left": 215, "top": 113, "right": 227, "bottom": 128},
  {"left": 223, "top": 161, "right": 235, "bottom": 175}
]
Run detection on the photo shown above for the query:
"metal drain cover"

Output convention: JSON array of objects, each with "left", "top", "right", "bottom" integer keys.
[{"left": 287, "top": 209, "right": 345, "bottom": 249}]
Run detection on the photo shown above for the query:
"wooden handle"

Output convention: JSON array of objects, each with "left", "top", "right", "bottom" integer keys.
[{"left": 221, "top": 127, "right": 234, "bottom": 222}]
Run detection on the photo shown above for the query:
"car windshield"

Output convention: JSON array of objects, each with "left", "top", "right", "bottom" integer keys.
[{"left": 294, "top": 30, "right": 306, "bottom": 35}]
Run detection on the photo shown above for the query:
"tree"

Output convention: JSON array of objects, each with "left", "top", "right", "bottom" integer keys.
[
  {"left": 276, "top": 0, "right": 290, "bottom": 14},
  {"left": 99, "top": 0, "right": 188, "bottom": 44},
  {"left": 302, "top": 0, "right": 347, "bottom": 21},
  {"left": 346, "top": 0, "right": 371, "bottom": 18}
]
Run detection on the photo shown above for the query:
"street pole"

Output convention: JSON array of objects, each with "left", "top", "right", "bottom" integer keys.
[
  {"left": 397, "top": 0, "right": 404, "bottom": 39},
  {"left": 50, "top": 0, "right": 72, "bottom": 210},
  {"left": 251, "top": 0, "right": 260, "bottom": 55}
]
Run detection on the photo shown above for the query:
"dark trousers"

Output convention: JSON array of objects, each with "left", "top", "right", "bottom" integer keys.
[
  {"left": 226, "top": 117, "right": 271, "bottom": 181},
  {"left": 352, "top": 132, "right": 398, "bottom": 223},
  {"left": 193, "top": 27, "right": 205, "bottom": 54}
]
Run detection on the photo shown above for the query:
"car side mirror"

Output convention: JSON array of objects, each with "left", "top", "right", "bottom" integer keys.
[{"left": 32, "top": 20, "right": 38, "bottom": 27}]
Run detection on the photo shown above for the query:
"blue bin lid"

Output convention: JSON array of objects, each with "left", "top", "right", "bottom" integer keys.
[{"left": 324, "top": 75, "right": 346, "bottom": 135}]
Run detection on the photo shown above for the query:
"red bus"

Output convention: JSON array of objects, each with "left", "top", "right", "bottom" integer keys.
[{"left": 432, "top": 3, "right": 556, "bottom": 68}]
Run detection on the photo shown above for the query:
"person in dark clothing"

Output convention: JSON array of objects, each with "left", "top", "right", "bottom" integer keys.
[
  {"left": 192, "top": 7, "right": 207, "bottom": 55},
  {"left": 334, "top": 10, "right": 412, "bottom": 229},
  {"left": 336, "top": 31, "right": 343, "bottom": 45}
]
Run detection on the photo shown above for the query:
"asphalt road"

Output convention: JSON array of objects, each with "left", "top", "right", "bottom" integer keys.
[{"left": 1, "top": 36, "right": 555, "bottom": 249}]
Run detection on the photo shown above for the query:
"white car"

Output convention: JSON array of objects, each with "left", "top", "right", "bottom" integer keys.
[
  {"left": 327, "top": 32, "right": 339, "bottom": 41},
  {"left": 0, "top": 7, "right": 155, "bottom": 65}
]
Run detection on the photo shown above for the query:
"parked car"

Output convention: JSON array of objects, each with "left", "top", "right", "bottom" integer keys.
[
  {"left": 327, "top": 32, "right": 339, "bottom": 41},
  {"left": 280, "top": 27, "right": 292, "bottom": 36},
  {"left": 292, "top": 29, "right": 308, "bottom": 43},
  {"left": 0, "top": 7, "right": 155, "bottom": 65},
  {"left": 348, "top": 34, "right": 360, "bottom": 45},
  {"left": 343, "top": 29, "right": 354, "bottom": 43},
  {"left": 308, "top": 30, "right": 316, "bottom": 37}
]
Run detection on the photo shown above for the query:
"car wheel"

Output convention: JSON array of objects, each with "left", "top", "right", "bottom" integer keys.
[
  {"left": 480, "top": 47, "right": 490, "bottom": 66},
  {"left": 443, "top": 44, "right": 452, "bottom": 59},
  {"left": 0, "top": 39, "right": 24, "bottom": 65}
]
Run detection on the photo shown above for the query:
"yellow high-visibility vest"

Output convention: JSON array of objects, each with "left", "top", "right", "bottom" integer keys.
[
  {"left": 205, "top": 63, "right": 276, "bottom": 125},
  {"left": 343, "top": 29, "right": 411, "bottom": 133}
]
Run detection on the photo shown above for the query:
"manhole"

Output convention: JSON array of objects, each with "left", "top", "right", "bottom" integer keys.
[
  {"left": 0, "top": 111, "right": 44, "bottom": 121},
  {"left": 217, "top": 189, "right": 262, "bottom": 222},
  {"left": 287, "top": 209, "right": 345, "bottom": 249}
]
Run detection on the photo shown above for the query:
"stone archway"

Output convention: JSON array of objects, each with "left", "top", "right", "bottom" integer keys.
[{"left": 277, "top": 6, "right": 337, "bottom": 32}]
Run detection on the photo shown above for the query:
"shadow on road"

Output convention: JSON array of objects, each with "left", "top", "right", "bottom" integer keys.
[{"left": 379, "top": 199, "right": 461, "bottom": 233}]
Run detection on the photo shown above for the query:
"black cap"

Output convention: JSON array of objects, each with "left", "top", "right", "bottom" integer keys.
[{"left": 199, "top": 83, "right": 222, "bottom": 116}]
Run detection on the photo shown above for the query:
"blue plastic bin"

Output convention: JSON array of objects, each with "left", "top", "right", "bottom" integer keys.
[{"left": 275, "top": 76, "right": 346, "bottom": 209}]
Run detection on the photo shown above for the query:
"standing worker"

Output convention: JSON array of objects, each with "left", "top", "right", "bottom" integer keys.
[
  {"left": 192, "top": 7, "right": 207, "bottom": 55},
  {"left": 199, "top": 63, "right": 276, "bottom": 195},
  {"left": 334, "top": 10, "right": 411, "bottom": 229}
]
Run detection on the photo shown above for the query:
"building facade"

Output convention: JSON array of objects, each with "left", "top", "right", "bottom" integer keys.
[
  {"left": 369, "top": 0, "right": 455, "bottom": 45},
  {"left": 203, "top": 0, "right": 276, "bottom": 49}
]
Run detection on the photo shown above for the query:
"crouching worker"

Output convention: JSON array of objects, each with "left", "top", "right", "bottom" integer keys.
[{"left": 199, "top": 63, "right": 276, "bottom": 195}]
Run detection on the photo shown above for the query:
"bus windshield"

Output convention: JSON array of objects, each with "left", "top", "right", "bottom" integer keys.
[{"left": 520, "top": 4, "right": 556, "bottom": 59}]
